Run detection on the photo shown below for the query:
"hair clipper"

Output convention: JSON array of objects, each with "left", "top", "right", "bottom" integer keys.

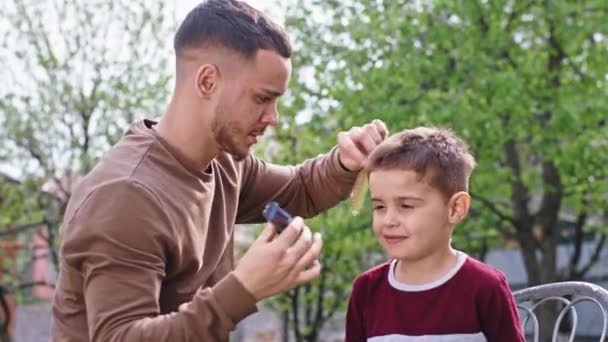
[{"left": 262, "top": 201, "right": 293, "bottom": 234}]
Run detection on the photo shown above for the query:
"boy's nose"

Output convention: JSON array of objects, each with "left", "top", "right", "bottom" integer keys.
[{"left": 382, "top": 209, "right": 399, "bottom": 228}]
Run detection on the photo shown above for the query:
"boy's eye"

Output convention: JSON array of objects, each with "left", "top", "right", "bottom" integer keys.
[
  {"left": 373, "top": 205, "right": 385, "bottom": 211},
  {"left": 401, "top": 204, "right": 413, "bottom": 209}
]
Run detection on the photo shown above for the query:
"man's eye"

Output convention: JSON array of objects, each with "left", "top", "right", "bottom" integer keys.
[
  {"left": 401, "top": 204, "right": 413, "bottom": 209},
  {"left": 257, "top": 96, "right": 271, "bottom": 103},
  {"left": 373, "top": 205, "right": 385, "bottom": 211}
]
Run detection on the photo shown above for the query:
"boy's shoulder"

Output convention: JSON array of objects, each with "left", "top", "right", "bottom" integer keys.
[
  {"left": 353, "top": 261, "right": 392, "bottom": 289},
  {"left": 460, "top": 255, "right": 509, "bottom": 288}
]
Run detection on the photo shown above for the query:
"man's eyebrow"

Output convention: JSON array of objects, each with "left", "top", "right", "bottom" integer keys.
[{"left": 259, "top": 88, "right": 284, "bottom": 97}]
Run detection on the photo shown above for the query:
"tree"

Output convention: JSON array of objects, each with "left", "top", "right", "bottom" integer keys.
[
  {"left": 0, "top": 0, "right": 173, "bottom": 337},
  {"left": 283, "top": 0, "right": 608, "bottom": 339}
]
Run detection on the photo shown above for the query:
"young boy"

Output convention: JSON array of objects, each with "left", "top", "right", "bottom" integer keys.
[{"left": 345, "top": 127, "right": 524, "bottom": 342}]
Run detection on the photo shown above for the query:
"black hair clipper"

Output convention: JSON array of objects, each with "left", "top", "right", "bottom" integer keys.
[{"left": 263, "top": 201, "right": 293, "bottom": 234}]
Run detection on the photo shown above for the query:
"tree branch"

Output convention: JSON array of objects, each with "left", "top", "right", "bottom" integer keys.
[
  {"left": 505, "top": 0, "right": 536, "bottom": 33},
  {"left": 567, "top": 199, "right": 587, "bottom": 279},
  {"left": 290, "top": 287, "right": 302, "bottom": 342},
  {"left": 50, "top": 176, "right": 70, "bottom": 201},
  {"left": 577, "top": 233, "right": 606, "bottom": 278},
  {"left": 537, "top": 160, "right": 563, "bottom": 236},
  {"left": 0, "top": 286, "right": 10, "bottom": 337},
  {"left": 11, "top": 281, "right": 56, "bottom": 292},
  {"left": 472, "top": 0, "right": 489, "bottom": 33},
  {"left": 470, "top": 193, "right": 518, "bottom": 227},
  {"left": 326, "top": 286, "right": 344, "bottom": 322},
  {"left": 43, "top": 218, "right": 60, "bottom": 270},
  {"left": 0, "top": 222, "right": 44, "bottom": 238},
  {"left": 504, "top": 139, "right": 533, "bottom": 229},
  {"left": 303, "top": 283, "right": 312, "bottom": 329},
  {"left": 313, "top": 267, "right": 327, "bottom": 334}
]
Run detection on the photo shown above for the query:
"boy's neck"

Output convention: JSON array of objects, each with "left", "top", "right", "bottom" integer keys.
[{"left": 394, "top": 247, "right": 459, "bottom": 285}]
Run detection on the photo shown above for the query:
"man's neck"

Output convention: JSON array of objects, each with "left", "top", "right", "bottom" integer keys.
[
  {"left": 155, "top": 98, "right": 218, "bottom": 172},
  {"left": 395, "top": 246, "right": 458, "bottom": 285}
]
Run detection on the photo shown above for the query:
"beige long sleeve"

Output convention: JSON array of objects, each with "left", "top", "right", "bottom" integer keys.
[
  {"left": 236, "top": 147, "right": 358, "bottom": 223},
  {"left": 54, "top": 181, "right": 256, "bottom": 342},
  {"left": 52, "top": 120, "right": 358, "bottom": 342}
]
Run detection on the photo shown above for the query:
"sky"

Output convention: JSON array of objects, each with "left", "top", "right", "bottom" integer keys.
[
  {"left": 0, "top": 0, "right": 293, "bottom": 179},
  {"left": 171, "top": 0, "right": 285, "bottom": 23}
]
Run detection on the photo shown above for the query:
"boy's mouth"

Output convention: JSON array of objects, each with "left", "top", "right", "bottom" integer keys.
[{"left": 383, "top": 235, "right": 409, "bottom": 245}]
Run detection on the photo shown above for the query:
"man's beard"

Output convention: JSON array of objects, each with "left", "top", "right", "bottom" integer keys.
[{"left": 211, "top": 116, "right": 249, "bottom": 161}]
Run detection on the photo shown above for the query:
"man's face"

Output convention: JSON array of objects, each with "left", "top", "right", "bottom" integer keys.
[
  {"left": 369, "top": 168, "right": 453, "bottom": 262},
  {"left": 212, "top": 49, "right": 291, "bottom": 160}
]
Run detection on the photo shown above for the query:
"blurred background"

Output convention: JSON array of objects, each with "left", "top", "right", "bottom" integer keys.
[{"left": 0, "top": 0, "right": 607, "bottom": 341}]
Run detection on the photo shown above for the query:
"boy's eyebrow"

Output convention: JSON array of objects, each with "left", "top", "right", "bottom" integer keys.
[
  {"left": 370, "top": 196, "right": 423, "bottom": 202},
  {"left": 396, "top": 196, "right": 424, "bottom": 202}
]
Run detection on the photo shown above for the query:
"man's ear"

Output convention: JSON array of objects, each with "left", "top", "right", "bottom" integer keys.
[
  {"left": 194, "top": 63, "right": 220, "bottom": 98},
  {"left": 447, "top": 191, "right": 471, "bottom": 225}
]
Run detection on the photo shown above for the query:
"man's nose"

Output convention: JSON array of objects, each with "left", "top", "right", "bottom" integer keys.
[{"left": 260, "top": 103, "right": 279, "bottom": 126}]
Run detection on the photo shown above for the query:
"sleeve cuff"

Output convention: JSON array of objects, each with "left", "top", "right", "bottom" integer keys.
[{"left": 212, "top": 272, "right": 258, "bottom": 323}]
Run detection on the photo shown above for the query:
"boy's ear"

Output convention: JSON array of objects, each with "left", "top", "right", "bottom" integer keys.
[{"left": 447, "top": 192, "right": 471, "bottom": 225}]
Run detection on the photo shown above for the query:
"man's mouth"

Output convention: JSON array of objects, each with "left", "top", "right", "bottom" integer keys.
[
  {"left": 247, "top": 130, "right": 265, "bottom": 144},
  {"left": 249, "top": 129, "right": 265, "bottom": 137}
]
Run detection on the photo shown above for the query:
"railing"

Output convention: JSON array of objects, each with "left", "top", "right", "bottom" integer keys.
[{"left": 514, "top": 281, "right": 608, "bottom": 342}]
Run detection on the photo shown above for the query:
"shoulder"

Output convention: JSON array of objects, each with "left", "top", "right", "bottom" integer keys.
[
  {"left": 216, "top": 152, "right": 258, "bottom": 181},
  {"left": 352, "top": 261, "right": 392, "bottom": 293},
  {"left": 63, "top": 179, "right": 170, "bottom": 243},
  {"left": 60, "top": 179, "right": 172, "bottom": 270},
  {"left": 69, "top": 178, "right": 163, "bottom": 219},
  {"left": 462, "top": 256, "right": 508, "bottom": 283},
  {"left": 458, "top": 256, "right": 511, "bottom": 297}
]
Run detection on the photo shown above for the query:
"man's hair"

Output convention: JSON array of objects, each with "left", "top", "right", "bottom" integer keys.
[
  {"left": 368, "top": 127, "right": 476, "bottom": 199},
  {"left": 174, "top": 0, "right": 292, "bottom": 59}
]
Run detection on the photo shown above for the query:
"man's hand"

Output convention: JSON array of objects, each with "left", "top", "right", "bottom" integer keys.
[
  {"left": 233, "top": 217, "right": 322, "bottom": 301},
  {"left": 337, "top": 119, "right": 389, "bottom": 171}
]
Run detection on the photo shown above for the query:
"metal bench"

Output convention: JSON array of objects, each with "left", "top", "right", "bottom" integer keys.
[{"left": 514, "top": 281, "right": 608, "bottom": 342}]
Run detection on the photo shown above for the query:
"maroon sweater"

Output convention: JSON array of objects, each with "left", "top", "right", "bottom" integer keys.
[{"left": 346, "top": 252, "right": 525, "bottom": 342}]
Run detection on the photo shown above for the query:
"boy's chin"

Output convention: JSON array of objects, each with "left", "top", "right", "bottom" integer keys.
[
  {"left": 385, "top": 248, "right": 425, "bottom": 262},
  {"left": 385, "top": 249, "right": 414, "bottom": 261}
]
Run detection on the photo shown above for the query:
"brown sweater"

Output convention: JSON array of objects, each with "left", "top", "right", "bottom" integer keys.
[{"left": 51, "top": 120, "right": 357, "bottom": 341}]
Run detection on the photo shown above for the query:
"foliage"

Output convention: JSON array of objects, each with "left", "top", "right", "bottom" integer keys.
[{"left": 280, "top": 0, "right": 608, "bottom": 339}]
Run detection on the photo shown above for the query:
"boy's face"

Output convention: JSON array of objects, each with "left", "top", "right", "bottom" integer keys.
[{"left": 369, "top": 168, "right": 454, "bottom": 261}]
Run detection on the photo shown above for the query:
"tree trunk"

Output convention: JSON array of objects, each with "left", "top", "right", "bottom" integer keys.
[
  {"left": 282, "top": 311, "right": 289, "bottom": 342},
  {"left": 538, "top": 238, "right": 560, "bottom": 342}
]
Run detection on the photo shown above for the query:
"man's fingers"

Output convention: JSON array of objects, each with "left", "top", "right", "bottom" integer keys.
[
  {"left": 295, "top": 260, "right": 322, "bottom": 284},
  {"left": 372, "top": 119, "right": 389, "bottom": 139},
  {"left": 273, "top": 217, "right": 304, "bottom": 248},
  {"left": 353, "top": 127, "right": 378, "bottom": 156},
  {"left": 286, "top": 226, "right": 313, "bottom": 261},
  {"left": 293, "top": 232, "right": 322, "bottom": 271},
  {"left": 338, "top": 131, "right": 367, "bottom": 167},
  {"left": 364, "top": 123, "right": 383, "bottom": 145}
]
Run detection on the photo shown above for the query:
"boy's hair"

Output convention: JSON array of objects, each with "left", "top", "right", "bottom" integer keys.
[
  {"left": 174, "top": 0, "right": 291, "bottom": 59},
  {"left": 368, "top": 127, "right": 476, "bottom": 200}
]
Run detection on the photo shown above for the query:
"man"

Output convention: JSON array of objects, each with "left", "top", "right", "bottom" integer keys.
[{"left": 51, "top": 0, "right": 387, "bottom": 341}]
